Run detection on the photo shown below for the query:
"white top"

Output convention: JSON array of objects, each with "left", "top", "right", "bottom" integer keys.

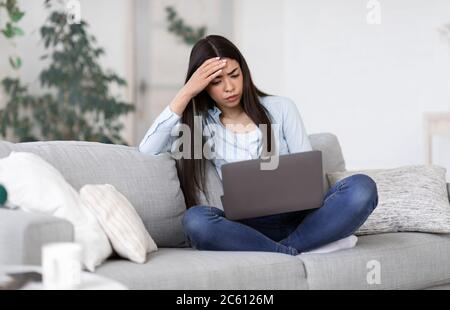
[{"left": 138, "top": 95, "right": 313, "bottom": 179}]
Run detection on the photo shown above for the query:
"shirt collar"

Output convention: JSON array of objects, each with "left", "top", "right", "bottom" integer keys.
[{"left": 208, "top": 105, "right": 223, "bottom": 122}]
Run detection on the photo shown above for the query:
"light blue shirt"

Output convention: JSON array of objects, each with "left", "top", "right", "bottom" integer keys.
[{"left": 138, "top": 95, "right": 313, "bottom": 179}]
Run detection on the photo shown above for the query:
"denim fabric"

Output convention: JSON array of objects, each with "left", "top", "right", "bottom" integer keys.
[{"left": 182, "top": 174, "right": 378, "bottom": 255}]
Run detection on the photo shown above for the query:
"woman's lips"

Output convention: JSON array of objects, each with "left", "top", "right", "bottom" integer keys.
[{"left": 226, "top": 95, "right": 239, "bottom": 102}]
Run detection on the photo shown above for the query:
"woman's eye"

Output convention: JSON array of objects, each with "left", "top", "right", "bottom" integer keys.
[{"left": 211, "top": 75, "right": 239, "bottom": 85}]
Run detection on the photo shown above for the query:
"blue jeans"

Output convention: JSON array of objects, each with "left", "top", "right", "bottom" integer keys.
[{"left": 182, "top": 174, "right": 378, "bottom": 255}]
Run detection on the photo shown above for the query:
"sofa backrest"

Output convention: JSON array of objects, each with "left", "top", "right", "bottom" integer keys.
[
  {"left": 0, "top": 140, "right": 187, "bottom": 248},
  {"left": 0, "top": 132, "right": 347, "bottom": 246},
  {"left": 309, "top": 133, "right": 347, "bottom": 192}
]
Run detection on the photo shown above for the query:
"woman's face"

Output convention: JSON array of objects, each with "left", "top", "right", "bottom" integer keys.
[{"left": 206, "top": 58, "right": 243, "bottom": 110}]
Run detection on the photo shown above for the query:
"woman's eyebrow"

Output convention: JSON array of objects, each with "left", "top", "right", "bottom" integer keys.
[{"left": 215, "top": 67, "right": 239, "bottom": 78}]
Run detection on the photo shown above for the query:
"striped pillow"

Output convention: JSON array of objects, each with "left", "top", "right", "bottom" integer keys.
[{"left": 80, "top": 184, "right": 157, "bottom": 263}]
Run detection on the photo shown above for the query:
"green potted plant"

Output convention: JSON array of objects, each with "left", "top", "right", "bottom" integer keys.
[{"left": 0, "top": 0, "right": 134, "bottom": 144}]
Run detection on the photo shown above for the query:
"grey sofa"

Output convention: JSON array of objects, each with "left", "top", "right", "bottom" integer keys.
[{"left": 1, "top": 133, "right": 450, "bottom": 290}]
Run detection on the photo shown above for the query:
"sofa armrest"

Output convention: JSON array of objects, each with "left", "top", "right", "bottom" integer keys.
[{"left": 0, "top": 209, "right": 74, "bottom": 266}]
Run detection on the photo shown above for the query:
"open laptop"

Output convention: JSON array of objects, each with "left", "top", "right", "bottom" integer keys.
[{"left": 220, "top": 150, "right": 324, "bottom": 220}]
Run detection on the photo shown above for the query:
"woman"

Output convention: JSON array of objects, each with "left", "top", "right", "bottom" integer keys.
[{"left": 139, "top": 35, "right": 378, "bottom": 255}]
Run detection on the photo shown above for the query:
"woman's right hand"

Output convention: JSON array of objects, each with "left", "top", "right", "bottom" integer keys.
[
  {"left": 182, "top": 57, "right": 227, "bottom": 98},
  {"left": 170, "top": 58, "right": 227, "bottom": 117}
]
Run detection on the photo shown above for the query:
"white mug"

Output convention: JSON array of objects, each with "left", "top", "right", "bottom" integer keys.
[{"left": 42, "top": 243, "right": 83, "bottom": 290}]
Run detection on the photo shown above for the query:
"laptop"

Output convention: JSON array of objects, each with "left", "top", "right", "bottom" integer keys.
[{"left": 220, "top": 150, "right": 324, "bottom": 220}]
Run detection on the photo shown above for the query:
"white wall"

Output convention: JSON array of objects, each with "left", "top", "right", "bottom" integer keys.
[
  {"left": 234, "top": 0, "right": 450, "bottom": 181},
  {"left": 233, "top": 0, "right": 286, "bottom": 95},
  {"left": 0, "top": 0, "right": 135, "bottom": 144}
]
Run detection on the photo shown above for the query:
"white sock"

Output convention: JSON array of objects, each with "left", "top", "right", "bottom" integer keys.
[{"left": 299, "top": 235, "right": 358, "bottom": 255}]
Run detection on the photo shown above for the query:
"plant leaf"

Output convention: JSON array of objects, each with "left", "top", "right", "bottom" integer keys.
[
  {"left": 15, "top": 57, "right": 21, "bottom": 69},
  {"left": 9, "top": 9, "right": 24, "bottom": 22},
  {"left": 2, "top": 23, "right": 14, "bottom": 38},
  {"left": 8, "top": 56, "right": 21, "bottom": 69}
]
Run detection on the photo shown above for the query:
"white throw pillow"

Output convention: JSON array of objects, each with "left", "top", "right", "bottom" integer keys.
[
  {"left": 0, "top": 152, "right": 112, "bottom": 271},
  {"left": 327, "top": 165, "right": 450, "bottom": 235},
  {"left": 80, "top": 184, "right": 158, "bottom": 263}
]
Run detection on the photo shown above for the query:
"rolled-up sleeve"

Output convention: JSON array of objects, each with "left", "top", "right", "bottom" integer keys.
[
  {"left": 282, "top": 98, "right": 312, "bottom": 154},
  {"left": 138, "top": 105, "right": 182, "bottom": 155}
]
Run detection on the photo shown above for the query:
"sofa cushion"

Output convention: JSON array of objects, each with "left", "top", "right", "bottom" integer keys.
[
  {"left": 80, "top": 184, "right": 158, "bottom": 263},
  {"left": 297, "top": 232, "right": 450, "bottom": 289},
  {"left": 0, "top": 141, "right": 187, "bottom": 247},
  {"left": 199, "top": 133, "right": 347, "bottom": 208},
  {"left": 328, "top": 165, "right": 450, "bottom": 235},
  {"left": 96, "top": 248, "right": 308, "bottom": 290}
]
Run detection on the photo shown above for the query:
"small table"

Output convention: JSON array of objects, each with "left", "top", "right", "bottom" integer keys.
[
  {"left": 0, "top": 265, "right": 127, "bottom": 290},
  {"left": 423, "top": 112, "right": 450, "bottom": 164}
]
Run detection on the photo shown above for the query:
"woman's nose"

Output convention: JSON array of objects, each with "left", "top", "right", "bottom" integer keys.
[{"left": 224, "top": 79, "right": 234, "bottom": 92}]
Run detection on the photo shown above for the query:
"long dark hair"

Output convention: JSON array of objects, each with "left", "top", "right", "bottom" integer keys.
[{"left": 177, "top": 35, "right": 274, "bottom": 208}]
